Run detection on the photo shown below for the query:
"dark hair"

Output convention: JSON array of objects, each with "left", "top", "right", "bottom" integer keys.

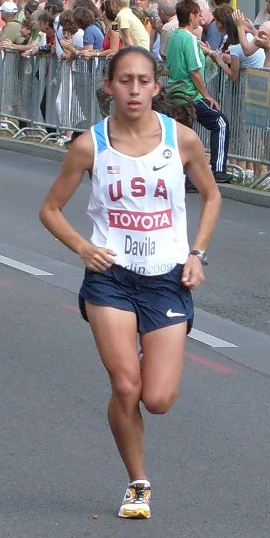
[
  {"left": 176, "top": 0, "right": 199, "bottom": 27},
  {"left": 107, "top": 46, "right": 158, "bottom": 82},
  {"left": 59, "top": 9, "right": 78, "bottom": 34},
  {"left": 44, "top": 0, "right": 64, "bottom": 14},
  {"left": 100, "top": 0, "right": 116, "bottom": 21},
  {"left": 152, "top": 82, "right": 196, "bottom": 127},
  {"left": 72, "top": 0, "right": 99, "bottom": 18},
  {"left": 224, "top": 13, "right": 239, "bottom": 46},
  {"left": 213, "top": 4, "right": 233, "bottom": 26},
  {"left": 214, "top": 0, "right": 231, "bottom": 5},
  {"left": 73, "top": 7, "right": 96, "bottom": 28},
  {"left": 24, "top": 1, "right": 39, "bottom": 15},
  {"left": 21, "top": 18, "right": 32, "bottom": 30},
  {"left": 131, "top": 6, "right": 147, "bottom": 24},
  {"left": 38, "top": 11, "right": 55, "bottom": 28}
]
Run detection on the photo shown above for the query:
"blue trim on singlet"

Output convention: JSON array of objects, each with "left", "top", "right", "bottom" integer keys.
[
  {"left": 93, "top": 119, "right": 107, "bottom": 153},
  {"left": 93, "top": 113, "right": 175, "bottom": 152},
  {"left": 159, "top": 113, "right": 175, "bottom": 148}
]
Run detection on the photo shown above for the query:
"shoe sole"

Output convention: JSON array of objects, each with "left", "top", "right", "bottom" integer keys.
[{"left": 118, "top": 508, "right": 151, "bottom": 519}]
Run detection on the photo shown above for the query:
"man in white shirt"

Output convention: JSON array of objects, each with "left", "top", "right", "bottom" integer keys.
[{"left": 157, "top": 0, "right": 178, "bottom": 60}]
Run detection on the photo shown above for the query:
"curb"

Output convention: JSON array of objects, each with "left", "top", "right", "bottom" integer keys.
[
  {"left": 1, "top": 138, "right": 270, "bottom": 208},
  {"left": 218, "top": 183, "right": 270, "bottom": 208}
]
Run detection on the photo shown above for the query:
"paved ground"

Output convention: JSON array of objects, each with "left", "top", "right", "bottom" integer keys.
[{"left": 1, "top": 148, "right": 270, "bottom": 538}]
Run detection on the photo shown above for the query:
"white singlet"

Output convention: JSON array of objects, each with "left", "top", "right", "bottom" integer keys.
[{"left": 88, "top": 112, "right": 189, "bottom": 276}]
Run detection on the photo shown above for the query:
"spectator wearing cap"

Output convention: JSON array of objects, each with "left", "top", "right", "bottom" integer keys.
[
  {"left": 0, "top": 2, "right": 25, "bottom": 44},
  {"left": 0, "top": 4, "right": 6, "bottom": 33}
]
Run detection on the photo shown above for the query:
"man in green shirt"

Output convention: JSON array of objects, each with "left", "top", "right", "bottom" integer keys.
[{"left": 166, "top": 0, "right": 232, "bottom": 183}]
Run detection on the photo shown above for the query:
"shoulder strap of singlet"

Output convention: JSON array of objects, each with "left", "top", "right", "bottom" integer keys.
[
  {"left": 92, "top": 118, "right": 107, "bottom": 153},
  {"left": 159, "top": 113, "right": 176, "bottom": 148}
]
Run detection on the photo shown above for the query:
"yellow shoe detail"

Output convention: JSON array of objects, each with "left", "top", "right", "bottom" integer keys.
[{"left": 118, "top": 481, "right": 151, "bottom": 519}]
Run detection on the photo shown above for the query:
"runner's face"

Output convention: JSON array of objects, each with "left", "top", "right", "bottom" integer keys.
[{"left": 104, "top": 53, "right": 160, "bottom": 119}]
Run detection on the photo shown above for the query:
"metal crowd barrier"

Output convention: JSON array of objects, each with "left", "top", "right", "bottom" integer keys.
[{"left": 0, "top": 50, "right": 269, "bottom": 190}]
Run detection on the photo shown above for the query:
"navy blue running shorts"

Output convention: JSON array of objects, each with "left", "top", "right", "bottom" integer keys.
[{"left": 78, "top": 264, "right": 194, "bottom": 334}]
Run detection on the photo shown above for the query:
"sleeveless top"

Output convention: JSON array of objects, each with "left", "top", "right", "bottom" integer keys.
[{"left": 88, "top": 112, "right": 189, "bottom": 276}]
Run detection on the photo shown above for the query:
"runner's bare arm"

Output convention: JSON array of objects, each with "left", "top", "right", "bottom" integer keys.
[
  {"left": 178, "top": 124, "right": 221, "bottom": 288},
  {"left": 39, "top": 131, "right": 117, "bottom": 270}
]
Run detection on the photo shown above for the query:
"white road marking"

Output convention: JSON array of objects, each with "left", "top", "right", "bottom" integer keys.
[
  {"left": 0, "top": 255, "right": 53, "bottom": 276},
  {"left": 189, "top": 328, "right": 237, "bottom": 348}
]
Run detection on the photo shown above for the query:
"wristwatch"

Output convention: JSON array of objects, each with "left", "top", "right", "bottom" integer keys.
[{"left": 189, "top": 249, "right": 208, "bottom": 266}]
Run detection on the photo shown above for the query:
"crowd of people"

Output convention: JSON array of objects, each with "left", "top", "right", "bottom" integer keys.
[{"left": 1, "top": 0, "right": 270, "bottom": 171}]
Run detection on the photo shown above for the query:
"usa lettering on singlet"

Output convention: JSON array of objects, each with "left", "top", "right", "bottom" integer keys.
[{"left": 88, "top": 112, "right": 189, "bottom": 276}]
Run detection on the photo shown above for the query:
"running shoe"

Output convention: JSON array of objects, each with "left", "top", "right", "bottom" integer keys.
[{"left": 118, "top": 480, "right": 151, "bottom": 519}]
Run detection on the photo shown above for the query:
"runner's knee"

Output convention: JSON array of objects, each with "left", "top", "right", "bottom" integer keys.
[
  {"left": 111, "top": 374, "right": 142, "bottom": 410},
  {"left": 142, "top": 389, "right": 179, "bottom": 415}
]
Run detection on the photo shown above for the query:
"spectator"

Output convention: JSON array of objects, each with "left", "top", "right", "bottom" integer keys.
[
  {"left": 58, "top": 8, "right": 84, "bottom": 58},
  {"left": 0, "top": 16, "right": 5, "bottom": 36},
  {"left": 131, "top": 5, "right": 148, "bottom": 28},
  {"left": 166, "top": 0, "right": 232, "bottom": 183},
  {"left": 20, "top": 9, "right": 48, "bottom": 51},
  {"left": 157, "top": 0, "right": 178, "bottom": 60},
  {"left": 0, "top": 1, "right": 24, "bottom": 45},
  {"left": 209, "top": 0, "right": 231, "bottom": 9},
  {"left": 232, "top": 9, "right": 270, "bottom": 63},
  {"left": 24, "top": 1, "right": 39, "bottom": 20},
  {"left": 0, "top": 16, "right": 32, "bottom": 49},
  {"left": 28, "top": 11, "right": 56, "bottom": 132},
  {"left": 72, "top": 0, "right": 99, "bottom": 18},
  {"left": 29, "top": 9, "right": 47, "bottom": 46},
  {"left": 197, "top": 0, "right": 223, "bottom": 49},
  {"left": 212, "top": 3, "right": 234, "bottom": 51},
  {"left": 44, "top": 0, "right": 64, "bottom": 59},
  {"left": 79, "top": 0, "right": 122, "bottom": 58},
  {"left": 72, "top": 6, "right": 104, "bottom": 50},
  {"left": 17, "top": 0, "right": 39, "bottom": 22},
  {"left": 208, "top": 14, "right": 265, "bottom": 180},
  {"left": 34, "top": 9, "right": 55, "bottom": 48},
  {"left": 211, "top": 14, "right": 265, "bottom": 80},
  {"left": 253, "top": 25, "right": 270, "bottom": 67},
  {"left": 134, "top": 0, "right": 152, "bottom": 33},
  {"left": 54, "top": 9, "right": 84, "bottom": 143},
  {"left": 254, "top": 0, "right": 270, "bottom": 29},
  {"left": 112, "top": 0, "right": 150, "bottom": 49},
  {"left": 146, "top": 3, "right": 161, "bottom": 59}
]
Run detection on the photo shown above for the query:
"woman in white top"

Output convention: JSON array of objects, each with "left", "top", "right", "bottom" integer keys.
[
  {"left": 209, "top": 14, "right": 265, "bottom": 178},
  {"left": 210, "top": 14, "right": 265, "bottom": 80}
]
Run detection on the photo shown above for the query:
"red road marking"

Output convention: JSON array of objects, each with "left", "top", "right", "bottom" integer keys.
[
  {"left": 0, "top": 279, "right": 12, "bottom": 287},
  {"left": 60, "top": 302, "right": 80, "bottom": 314},
  {"left": 186, "top": 351, "right": 238, "bottom": 375}
]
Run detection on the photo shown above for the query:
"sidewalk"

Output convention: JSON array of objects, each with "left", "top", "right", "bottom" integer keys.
[{"left": 1, "top": 137, "right": 270, "bottom": 208}]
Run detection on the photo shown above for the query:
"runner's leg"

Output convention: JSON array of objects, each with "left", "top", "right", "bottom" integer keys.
[
  {"left": 140, "top": 322, "right": 187, "bottom": 414},
  {"left": 85, "top": 303, "right": 147, "bottom": 481}
]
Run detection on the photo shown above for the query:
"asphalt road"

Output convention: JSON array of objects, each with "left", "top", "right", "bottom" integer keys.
[{"left": 1, "top": 149, "right": 270, "bottom": 538}]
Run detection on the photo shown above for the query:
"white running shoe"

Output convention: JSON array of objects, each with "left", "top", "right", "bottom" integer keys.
[{"left": 118, "top": 480, "right": 151, "bottom": 519}]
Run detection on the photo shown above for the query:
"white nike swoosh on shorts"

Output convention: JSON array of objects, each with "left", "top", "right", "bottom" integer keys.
[{"left": 166, "top": 309, "right": 186, "bottom": 318}]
